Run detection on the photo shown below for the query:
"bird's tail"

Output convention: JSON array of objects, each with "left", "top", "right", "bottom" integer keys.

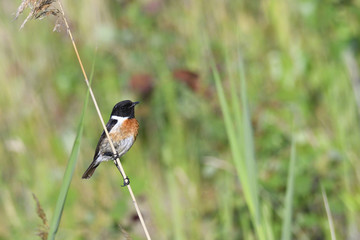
[{"left": 82, "top": 161, "right": 100, "bottom": 179}]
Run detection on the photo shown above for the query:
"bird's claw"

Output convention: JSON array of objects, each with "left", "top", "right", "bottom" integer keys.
[
  {"left": 112, "top": 152, "right": 120, "bottom": 161},
  {"left": 112, "top": 152, "right": 129, "bottom": 187},
  {"left": 122, "top": 177, "right": 130, "bottom": 187}
]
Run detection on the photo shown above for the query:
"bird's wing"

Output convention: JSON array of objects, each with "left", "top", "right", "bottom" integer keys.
[{"left": 93, "top": 118, "right": 118, "bottom": 160}]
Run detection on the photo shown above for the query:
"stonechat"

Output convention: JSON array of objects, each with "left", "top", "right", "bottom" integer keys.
[{"left": 82, "top": 100, "right": 139, "bottom": 185}]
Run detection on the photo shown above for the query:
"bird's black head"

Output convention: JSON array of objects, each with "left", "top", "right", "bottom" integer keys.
[{"left": 111, "top": 100, "right": 139, "bottom": 118}]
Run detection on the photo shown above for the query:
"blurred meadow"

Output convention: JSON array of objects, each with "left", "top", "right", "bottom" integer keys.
[{"left": 1, "top": 0, "right": 360, "bottom": 239}]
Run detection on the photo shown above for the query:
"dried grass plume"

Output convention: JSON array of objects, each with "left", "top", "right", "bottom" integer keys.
[
  {"left": 32, "top": 193, "right": 49, "bottom": 240},
  {"left": 15, "top": 0, "right": 62, "bottom": 30}
]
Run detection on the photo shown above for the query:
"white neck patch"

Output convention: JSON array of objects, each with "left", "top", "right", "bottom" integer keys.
[{"left": 111, "top": 116, "right": 129, "bottom": 125}]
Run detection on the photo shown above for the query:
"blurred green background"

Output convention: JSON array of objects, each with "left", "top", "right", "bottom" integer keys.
[{"left": 1, "top": 0, "right": 360, "bottom": 239}]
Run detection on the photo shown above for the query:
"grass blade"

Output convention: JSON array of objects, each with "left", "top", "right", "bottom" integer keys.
[
  {"left": 211, "top": 62, "right": 252, "bottom": 209},
  {"left": 281, "top": 133, "right": 296, "bottom": 240},
  {"left": 262, "top": 202, "right": 275, "bottom": 240},
  {"left": 47, "top": 87, "right": 88, "bottom": 239},
  {"left": 47, "top": 55, "right": 96, "bottom": 240},
  {"left": 238, "top": 56, "right": 260, "bottom": 223},
  {"left": 322, "top": 186, "right": 337, "bottom": 240},
  {"left": 212, "top": 57, "right": 265, "bottom": 239}
]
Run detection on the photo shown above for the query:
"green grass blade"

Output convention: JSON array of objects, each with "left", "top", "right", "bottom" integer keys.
[
  {"left": 47, "top": 56, "right": 96, "bottom": 240},
  {"left": 322, "top": 186, "right": 337, "bottom": 240},
  {"left": 238, "top": 57, "right": 260, "bottom": 222},
  {"left": 238, "top": 56, "right": 265, "bottom": 240},
  {"left": 47, "top": 100, "right": 87, "bottom": 239},
  {"left": 225, "top": 50, "right": 243, "bottom": 144},
  {"left": 262, "top": 202, "right": 275, "bottom": 240},
  {"left": 211, "top": 62, "right": 252, "bottom": 208},
  {"left": 281, "top": 133, "right": 297, "bottom": 240},
  {"left": 212, "top": 59, "right": 265, "bottom": 239}
]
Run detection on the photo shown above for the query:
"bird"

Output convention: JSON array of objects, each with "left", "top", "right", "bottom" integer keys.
[{"left": 82, "top": 100, "right": 139, "bottom": 185}]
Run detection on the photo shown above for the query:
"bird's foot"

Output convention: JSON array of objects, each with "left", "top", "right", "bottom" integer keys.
[
  {"left": 122, "top": 177, "right": 130, "bottom": 187},
  {"left": 112, "top": 152, "right": 120, "bottom": 161},
  {"left": 111, "top": 152, "right": 129, "bottom": 187}
]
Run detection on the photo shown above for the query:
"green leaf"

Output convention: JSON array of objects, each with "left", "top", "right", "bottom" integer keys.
[
  {"left": 281, "top": 132, "right": 297, "bottom": 240},
  {"left": 47, "top": 55, "right": 96, "bottom": 240}
]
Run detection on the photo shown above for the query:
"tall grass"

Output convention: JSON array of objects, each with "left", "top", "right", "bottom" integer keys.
[
  {"left": 281, "top": 132, "right": 296, "bottom": 240},
  {"left": 1, "top": 0, "right": 360, "bottom": 239},
  {"left": 212, "top": 56, "right": 265, "bottom": 239},
  {"left": 47, "top": 54, "right": 95, "bottom": 240},
  {"left": 322, "top": 186, "right": 337, "bottom": 240}
]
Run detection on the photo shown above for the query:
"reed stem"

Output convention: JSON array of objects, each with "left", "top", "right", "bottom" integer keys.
[{"left": 57, "top": 2, "right": 152, "bottom": 239}]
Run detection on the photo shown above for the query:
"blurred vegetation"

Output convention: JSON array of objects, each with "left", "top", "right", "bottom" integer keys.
[{"left": 1, "top": 0, "right": 360, "bottom": 239}]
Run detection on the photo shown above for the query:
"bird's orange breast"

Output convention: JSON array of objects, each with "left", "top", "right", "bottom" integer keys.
[{"left": 109, "top": 118, "right": 139, "bottom": 142}]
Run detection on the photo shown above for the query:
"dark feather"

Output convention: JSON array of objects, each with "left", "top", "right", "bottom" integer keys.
[
  {"left": 82, "top": 161, "right": 100, "bottom": 179},
  {"left": 82, "top": 118, "right": 117, "bottom": 179},
  {"left": 93, "top": 118, "right": 118, "bottom": 160}
]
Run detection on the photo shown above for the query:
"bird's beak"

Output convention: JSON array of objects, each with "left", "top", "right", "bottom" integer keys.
[{"left": 132, "top": 101, "right": 140, "bottom": 107}]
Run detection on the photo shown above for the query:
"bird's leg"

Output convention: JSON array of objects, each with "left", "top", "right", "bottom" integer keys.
[
  {"left": 122, "top": 176, "right": 130, "bottom": 187},
  {"left": 112, "top": 152, "right": 120, "bottom": 161},
  {"left": 112, "top": 152, "right": 130, "bottom": 187}
]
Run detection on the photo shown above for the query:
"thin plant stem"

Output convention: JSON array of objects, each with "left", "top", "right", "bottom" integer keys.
[
  {"left": 57, "top": 2, "right": 152, "bottom": 239},
  {"left": 322, "top": 187, "right": 337, "bottom": 240}
]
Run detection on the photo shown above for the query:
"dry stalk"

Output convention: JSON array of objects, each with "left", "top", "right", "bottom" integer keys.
[
  {"left": 56, "top": 2, "right": 152, "bottom": 240},
  {"left": 16, "top": 0, "right": 152, "bottom": 239}
]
